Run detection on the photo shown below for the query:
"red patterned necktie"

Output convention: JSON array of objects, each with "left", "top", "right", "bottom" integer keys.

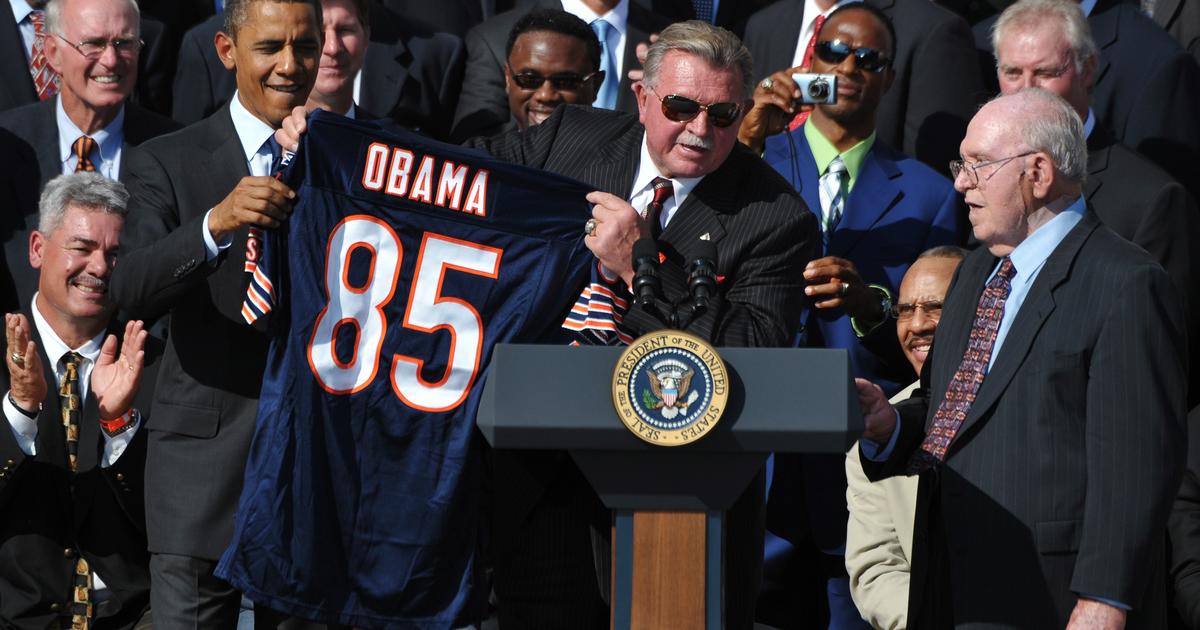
[
  {"left": 908, "top": 257, "right": 1016, "bottom": 473},
  {"left": 645, "top": 177, "right": 674, "bottom": 239},
  {"left": 73, "top": 136, "right": 97, "bottom": 172},
  {"left": 28, "top": 10, "right": 58, "bottom": 101},
  {"left": 787, "top": 14, "right": 826, "bottom": 131}
]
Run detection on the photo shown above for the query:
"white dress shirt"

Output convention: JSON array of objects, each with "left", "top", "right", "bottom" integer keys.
[
  {"left": 55, "top": 96, "right": 125, "bottom": 179},
  {"left": 628, "top": 133, "right": 704, "bottom": 230}
]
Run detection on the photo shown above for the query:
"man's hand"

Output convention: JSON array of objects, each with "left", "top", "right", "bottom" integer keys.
[
  {"left": 5, "top": 313, "right": 45, "bottom": 412},
  {"left": 276, "top": 105, "right": 308, "bottom": 153},
  {"left": 855, "top": 378, "right": 897, "bottom": 444},
  {"left": 207, "top": 176, "right": 296, "bottom": 243},
  {"left": 625, "top": 32, "right": 660, "bottom": 83},
  {"left": 738, "top": 65, "right": 810, "bottom": 154},
  {"left": 584, "top": 191, "right": 651, "bottom": 285},
  {"left": 91, "top": 320, "right": 147, "bottom": 421},
  {"left": 804, "top": 256, "right": 882, "bottom": 322},
  {"left": 1066, "top": 599, "right": 1126, "bottom": 630}
]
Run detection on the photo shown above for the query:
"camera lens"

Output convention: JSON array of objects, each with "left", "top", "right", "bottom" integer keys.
[{"left": 808, "top": 78, "right": 830, "bottom": 101}]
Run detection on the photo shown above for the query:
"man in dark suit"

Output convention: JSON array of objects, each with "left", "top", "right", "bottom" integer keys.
[
  {"left": 171, "top": 1, "right": 464, "bottom": 139},
  {"left": 1, "top": 0, "right": 173, "bottom": 115},
  {"left": 975, "top": 0, "right": 1200, "bottom": 198},
  {"left": 856, "top": 88, "right": 1186, "bottom": 628},
  {"left": 0, "top": 0, "right": 179, "bottom": 318},
  {"left": 470, "top": 20, "right": 818, "bottom": 629},
  {"left": 987, "top": 0, "right": 1200, "bottom": 408},
  {"left": 449, "top": 0, "right": 672, "bottom": 142},
  {"left": 108, "top": 0, "right": 321, "bottom": 627},
  {"left": 2, "top": 172, "right": 152, "bottom": 630},
  {"left": 748, "top": 5, "right": 963, "bottom": 626},
  {"left": 741, "top": 0, "right": 984, "bottom": 177},
  {"left": 628, "top": 0, "right": 774, "bottom": 37}
]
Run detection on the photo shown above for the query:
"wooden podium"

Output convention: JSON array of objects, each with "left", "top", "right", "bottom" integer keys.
[{"left": 477, "top": 343, "right": 861, "bottom": 629}]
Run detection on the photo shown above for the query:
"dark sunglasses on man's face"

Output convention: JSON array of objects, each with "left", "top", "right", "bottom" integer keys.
[
  {"left": 814, "top": 40, "right": 891, "bottom": 72},
  {"left": 656, "top": 92, "right": 745, "bottom": 128},
  {"left": 509, "top": 70, "right": 599, "bottom": 91}
]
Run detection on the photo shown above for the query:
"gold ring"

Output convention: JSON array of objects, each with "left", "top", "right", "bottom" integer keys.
[
  {"left": 584, "top": 218, "right": 598, "bottom": 237},
  {"left": 10, "top": 351, "right": 24, "bottom": 367}
]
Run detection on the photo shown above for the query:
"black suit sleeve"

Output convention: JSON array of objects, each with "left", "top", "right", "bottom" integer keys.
[{"left": 450, "top": 22, "right": 511, "bottom": 143}]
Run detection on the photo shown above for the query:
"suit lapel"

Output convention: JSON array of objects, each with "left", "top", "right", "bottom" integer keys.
[
  {"left": 0, "top": 16, "right": 37, "bottom": 104},
  {"left": 951, "top": 212, "right": 1101, "bottom": 443},
  {"left": 766, "top": 129, "right": 821, "bottom": 217},
  {"left": 768, "top": 3, "right": 805, "bottom": 71},
  {"left": 360, "top": 5, "right": 410, "bottom": 121},
  {"left": 33, "top": 100, "right": 61, "bottom": 184},
  {"left": 1085, "top": 145, "right": 1109, "bottom": 202},
  {"left": 1088, "top": 1, "right": 1118, "bottom": 88},
  {"left": 830, "top": 147, "right": 902, "bottom": 257},
  {"left": 661, "top": 166, "right": 731, "bottom": 251},
  {"left": 575, "top": 119, "right": 643, "bottom": 198},
  {"left": 1153, "top": 0, "right": 1183, "bottom": 28}
]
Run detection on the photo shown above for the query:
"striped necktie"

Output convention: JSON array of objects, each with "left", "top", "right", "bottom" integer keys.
[
  {"left": 644, "top": 177, "right": 673, "bottom": 239},
  {"left": 28, "top": 10, "right": 59, "bottom": 101},
  {"left": 73, "top": 136, "right": 97, "bottom": 172},
  {"left": 818, "top": 155, "right": 847, "bottom": 246},
  {"left": 908, "top": 257, "right": 1017, "bottom": 472}
]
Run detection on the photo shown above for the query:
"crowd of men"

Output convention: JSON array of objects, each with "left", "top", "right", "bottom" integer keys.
[{"left": 0, "top": 0, "right": 1198, "bottom": 628}]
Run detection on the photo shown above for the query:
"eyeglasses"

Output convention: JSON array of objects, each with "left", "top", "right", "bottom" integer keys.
[
  {"left": 814, "top": 40, "right": 891, "bottom": 72},
  {"left": 650, "top": 89, "right": 745, "bottom": 128},
  {"left": 949, "top": 151, "right": 1035, "bottom": 188},
  {"left": 891, "top": 300, "right": 943, "bottom": 321},
  {"left": 54, "top": 34, "right": 143, "bottom": 60},
  {"left": 508, "top": 69, "right": 600, "bottom": 92}
]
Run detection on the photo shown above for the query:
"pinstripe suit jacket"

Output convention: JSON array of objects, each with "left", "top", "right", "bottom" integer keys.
[
  {"left": 469, "top": 104, "right": 819, "bottom": 347},
  {"left": 864, "top": 209, "right": 1187, "bottom": 627}
]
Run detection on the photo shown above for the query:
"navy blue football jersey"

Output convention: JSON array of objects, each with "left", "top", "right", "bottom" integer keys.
[{"left": 215, "top": 111, "right": 595, "bottom": 628}]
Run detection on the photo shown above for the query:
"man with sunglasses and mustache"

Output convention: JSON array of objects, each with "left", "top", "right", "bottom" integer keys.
[
  {"left": 503, "top": 8, "right": 603, "bottom": 130},
  {"left": 746, "top": 4, "right": 964, "bottom": 627}
]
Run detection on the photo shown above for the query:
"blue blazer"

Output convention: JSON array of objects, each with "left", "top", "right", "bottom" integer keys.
[{"left": 764, "top": 126, "right": 963, "bottom": 394}]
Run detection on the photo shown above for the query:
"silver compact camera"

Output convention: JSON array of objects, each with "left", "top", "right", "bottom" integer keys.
[{"left": 791, "top": 73, "right": 838, "bottom": 104}]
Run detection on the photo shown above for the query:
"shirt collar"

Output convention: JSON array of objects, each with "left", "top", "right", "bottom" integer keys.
[
  {"left": 229, "top": 90, "right": 278, "bottom": 163},
  {"left": 29, "top": 292, "right": 105, "bottom": 367},
  {"left": 10, "top": 0, "right": 31, "bottom": 24},
  {"left": 802, "top": 121, "right": 875, "bottom": 183},
  {"left": 631, "top": 132, "right": 705, "bottom": 206},
  {"left": 561, "top": 0, "right": 629, "bottom": 34},
  {"left": 1083, "top": 107, "right": 1095, "bottom": 140},
  {"left": 802, "top": 0, "right": 859, "bottom": 44},
  {"left": 1005, "top": 195, "right": 1086, "bottom": 283},
  {"left": 55, "top": 95, "right": 125, "bottom": 166}
]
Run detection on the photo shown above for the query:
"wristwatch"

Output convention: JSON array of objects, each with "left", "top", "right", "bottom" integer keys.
[
  {"left": 7, "top": 390, "right": 38, "bottom": 419},
  {"left": 868, "top": 284, "right": 893, "bottom": 321}
]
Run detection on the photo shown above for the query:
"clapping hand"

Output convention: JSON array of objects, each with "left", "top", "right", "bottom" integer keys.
[{"left": 91, "top": 320, "right": 147, "bottom": 421}]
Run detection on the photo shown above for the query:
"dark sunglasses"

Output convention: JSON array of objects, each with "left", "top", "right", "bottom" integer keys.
[
  {"left": 814, "top": 40, "right": 891, "bottom": 72},
  {"left": 654, "top": 91, "right": 745, "bottom": 128},
  {"left": 509, "top": 69, "right": 599, "bottom": 91}
]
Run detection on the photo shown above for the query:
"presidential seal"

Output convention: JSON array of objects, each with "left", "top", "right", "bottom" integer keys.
[{"left": 611, "top": 330, "right": 729, "bottom": 446}]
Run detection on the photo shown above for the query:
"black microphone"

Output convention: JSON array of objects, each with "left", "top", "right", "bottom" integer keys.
[
  {"left": 687, "top": 241, "right": 719, "bottom": 311},
  {"left": 631, "top": 238, "right": 662, "bottom": 309}
]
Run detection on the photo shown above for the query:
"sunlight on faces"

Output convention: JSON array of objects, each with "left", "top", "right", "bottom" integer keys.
[
  {"left": 811, "top": 9, "right": 894, "bottom": 124},
  {"left": 955, "top": 103, "right": 1037, "bottom": 256},
  {"left": 635, "top": 51, "right": 743, "bottom": 179},
  {"left": 313, "top": 0, "right": 366, "bottom": 107},
  {"left": 995, "top": 23, "right": 1092, "bottom": 117},
  {"left": 505, "top": 30, "right": 598, "bottom": 128},
  {"left": 30, "top": 205, "right": 123, "bottom": 328},
  {"left": 217, "top": 1, "right": 322, "bottom": 128},
  {"left": 896, "top": 256, "right": 958, "bottom": 373},
  {"left": 45, "top": 0, "right": 139, "bottom": 115}
]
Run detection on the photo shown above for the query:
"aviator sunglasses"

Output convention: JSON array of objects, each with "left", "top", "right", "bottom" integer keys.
[
  {"left": 652, "top": 89, "right": 745, "bottom": 127},
  {"left": 814, "top": 40, "right": 891, "bottom": 72},
  {"left": 508, "top": 69, "right": 600, "bottom": 91}
]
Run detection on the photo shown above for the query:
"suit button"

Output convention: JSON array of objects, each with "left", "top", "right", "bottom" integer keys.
[
  {"left": 63, "top": 548, "right": 76, "bottom": 558},
  {"left": 5, "top": 459, "right": 12, "bottom": 466},
  {"left": 116, "top": 473, "right": 125, "bottom": 481},
  {"left": 50, "top": 603, "right": 61, "bottom": 612}
]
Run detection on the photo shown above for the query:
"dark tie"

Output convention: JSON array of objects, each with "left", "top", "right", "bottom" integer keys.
[
  {"left": 908, "top": 258, "right": 1016, "bottom": 472},
  {"left": 787, "top": 14, "right": 826, "bottom": 131},
  {"left": 265, "top": 135, "right": 283, "bottom": 175},
  {"left": 692, "top": 0, "right": 714, "bottom": 23},
  {"left": 645, "top": 177, "right": 674, "bottom": 239},
  {"left": 28, "top": 10, "right": 58, "bottom": 101},
  {"left": 59, "top": 351, "right": 93, "bottom": 629},
  {"left": 73, "top": 136, "right": 97, "bottom": 172}
]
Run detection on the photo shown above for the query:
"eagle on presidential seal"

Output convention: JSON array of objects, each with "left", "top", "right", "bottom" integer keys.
[{"left": 643, "top": 359, "right": 701, "bottom": 420}]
